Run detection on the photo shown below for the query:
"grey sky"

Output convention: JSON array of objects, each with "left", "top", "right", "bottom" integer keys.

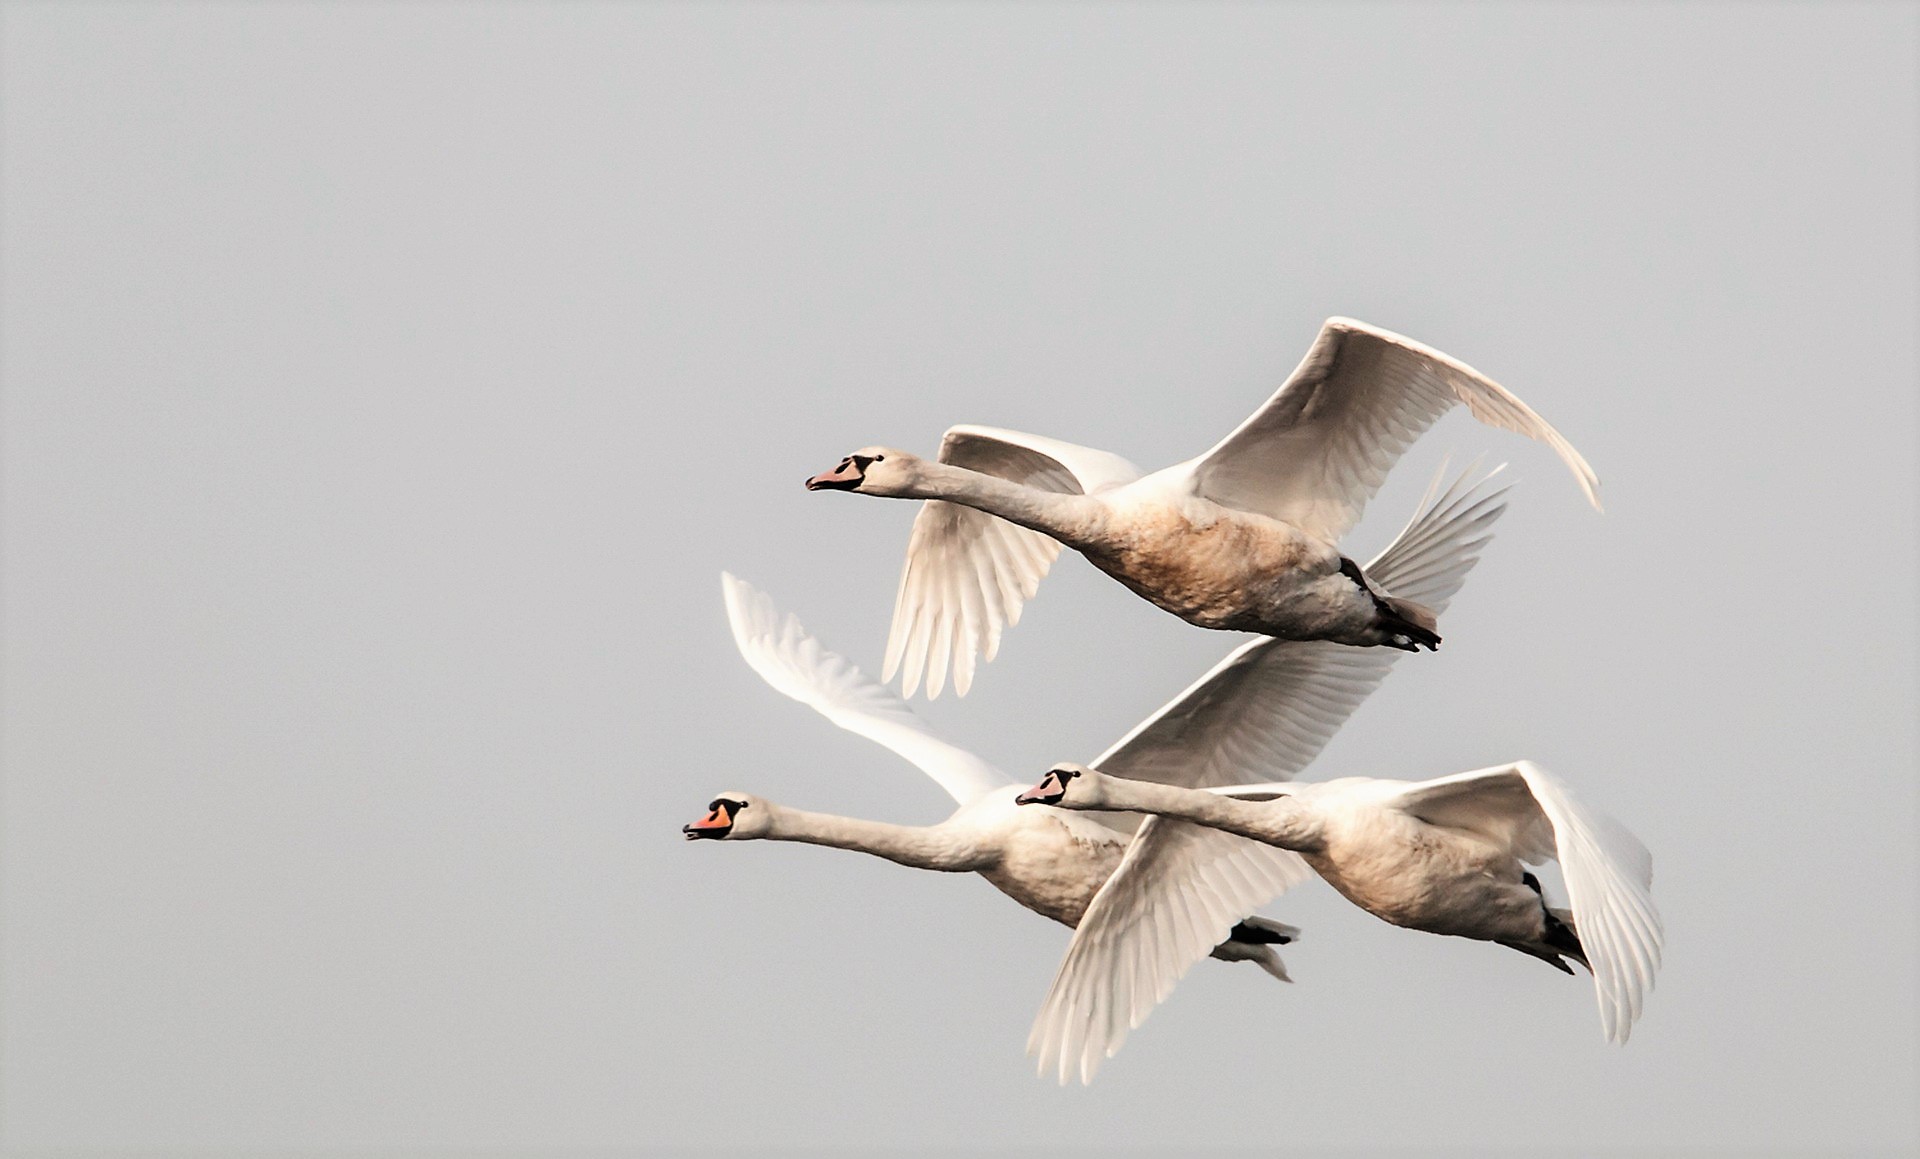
[{"left": 2, "top": 3, "right": 1914, "bottom": 1155}]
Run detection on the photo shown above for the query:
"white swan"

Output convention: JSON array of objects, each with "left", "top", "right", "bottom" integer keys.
[
  {"left": 690, "top": 465, "right": 1510, "bottom": 1003},
  {"left": 688, "top": 580, "right": 1296, "bottom": 977},
  {"left": 1016, "top": 758, "right": 1663, "bottom": 1083},
  {"left": 804, "top": 317, "right": 1598, "bottom": 697}
]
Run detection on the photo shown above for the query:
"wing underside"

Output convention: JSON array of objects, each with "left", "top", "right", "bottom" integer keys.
[{"left": 883, "top": 425, "right": 1141, "bottom": 699}]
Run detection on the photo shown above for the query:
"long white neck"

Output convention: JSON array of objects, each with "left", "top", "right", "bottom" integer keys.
[
  {"left": 1092, "top": 779, "right": 1323, "bottom": 852},
  {"left": 760, "top": 803, "right": 996, "bottom": 873},
  {"left": 905, "top": 461, "right": 1108, "bottom": 550}
]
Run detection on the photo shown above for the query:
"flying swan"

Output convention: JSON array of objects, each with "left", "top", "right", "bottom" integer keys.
[
  {"left": 689, "top": 466, "right": 1510, "bottom": 1024},
  {"left": 805, "top": 317, "right": 1597, "bottom": 698},
  {"left": 1015, "top": 757, "right": 1664, "bottom": 1083}
]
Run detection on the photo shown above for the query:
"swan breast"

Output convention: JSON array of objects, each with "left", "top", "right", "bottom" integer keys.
[
  {"left": 1081, "top": 495, "right": 1338, "bottom": 629},
  {"left": 964, "top": 795, "right": 1126, "bottom": 927}
]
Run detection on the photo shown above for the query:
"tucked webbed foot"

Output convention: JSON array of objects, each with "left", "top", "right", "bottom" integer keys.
[
  {"left": 1339, "top": 556, "right": 1441, "bottom": 651},
  {"left": 1228, "top": 918, "right": 1298, "bottom": 946}
]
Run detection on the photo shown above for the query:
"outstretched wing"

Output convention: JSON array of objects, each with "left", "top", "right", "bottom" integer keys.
[
  {"left": 1392, "top": 760, "right": 1663, "bottom": 1043},
  {"left": 883, "top": 425, "right": 1141, "bottom": 700},
  {"left": 1021, "top": 466, "right": 1510, "bottom": 1082},
  {"left": 1091, "top": 462, "right": 1509, "bottom": 792},
  {"left": 1185, "top": 317, "right": 1599, "bottom": 542},
  {"left": 721, "top": 573, "right": 1006, "bottom": 806},
  {"left": 1027, "top": 816, "right": 1315, "bottom": 1085}
]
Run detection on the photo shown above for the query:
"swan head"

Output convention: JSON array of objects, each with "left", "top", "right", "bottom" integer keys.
[
  {"left": 681, "top": 793, "right": 768, "bottom": 841},
  {"left": 1015, "top": 763, "right": 1101, "bottom": 809},
  {"left": 804, "top": 447, "right": 921, "bottom": 496}
]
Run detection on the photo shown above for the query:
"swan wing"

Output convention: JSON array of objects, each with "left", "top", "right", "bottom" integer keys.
[
  {"left": 1391, "top": 761, "right": 1663, "bottom": 1043},
  {"left": 721, "top": 573, "right": 1006, "bottom": 806},
  {"left": 1027, "top": 816, "right": 1315, "bottom": 1085},
  {"left": 1024, "top": 466, "right": 1509, "bottom": 1080},
  {"left": 1364, "top": 456, "right": 1511, "bottom": 608},
  {"left": 1185, "top": 318, "right": 1599, "bottom": 541},
  {"left": 884, "top": 425, "right": 1142, "bottom": 700},
  {"left": 1091, "top": 462, "right": 1508, "bottom": 791}
]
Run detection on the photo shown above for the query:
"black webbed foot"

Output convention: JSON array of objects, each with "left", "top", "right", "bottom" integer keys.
[{"left": 1227, "top": 920, "right": 1294, "bottom": 945}]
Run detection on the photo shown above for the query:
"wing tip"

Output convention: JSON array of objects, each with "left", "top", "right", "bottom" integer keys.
[
  {"left": 719, "top": 570, "right": 769, "bottom": 641},
  {"left": 1320, "top": 318, "right": 1609, "bottom": 518}
]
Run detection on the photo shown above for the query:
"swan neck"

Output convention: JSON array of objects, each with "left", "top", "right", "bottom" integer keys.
[
  {"left": 1100, "top": 779, "right": 1320, "bottom": 851},
  {"left": 765, "top": 804, "right": 990, "bottom": 872},
  {"left": 913, "top": 462, "right": 1105, "bottom": 547}
]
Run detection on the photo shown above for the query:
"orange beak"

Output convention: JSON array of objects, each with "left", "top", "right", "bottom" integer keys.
[
  {"left": 1015, "top": 774, "right": 1063, "bottom": 806},
  {"left": 805, "top": 460, "right": 864, "bottom": 491},
  {"left": 682, "top": 806, "right": 734, "bottom": 840}
]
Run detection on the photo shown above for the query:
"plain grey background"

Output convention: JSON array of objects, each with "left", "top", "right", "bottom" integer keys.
[{"left": 3, "top": 3, "right": 1914, "bottom": 1155}]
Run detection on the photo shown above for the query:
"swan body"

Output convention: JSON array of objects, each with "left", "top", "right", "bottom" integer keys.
[
  {"left": 805, "top": 317, "right": 1598, "bottom": 696},
  {"left": 963, "top": 792, "right": 1131, "bottom": 926},
  {"left": 694, "top": 463, "right": 1510, "bottom": 1044},
  {"left": 1020, "top": 759, "right": 1662, "bottom": 1082},
  {"left": 1079, "top": 484, "right": 1384, "bottom": 638},
  {"left": 691, "top": 580, "right": 1301, "bottom": 976},
  {"left": 1291, "top": 784, "right": 1545, "bottom": 942}
]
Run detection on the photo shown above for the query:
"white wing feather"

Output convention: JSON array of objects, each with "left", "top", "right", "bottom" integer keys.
[
  {"left": 1026, "top": 464, "right": 1510, "bottom": 1081},
  {"left": 1391, "top": 761, "right": 1663, "bottom": 1044},
  {"left": 1091, "top": 462, "right": 1509, "bottom": 792},
  {"left": 1028, "top": 819, "right": 1315, "bottom": 1085},
  {"left": 882, "top": 425, "right": 1141, "bottom": 699},
  {"left": 1188, "top": 318, "right": 1599, "bottom": 541},
  {"left": 721, "top": 573, "right": 1007, "bottom": 806}
]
